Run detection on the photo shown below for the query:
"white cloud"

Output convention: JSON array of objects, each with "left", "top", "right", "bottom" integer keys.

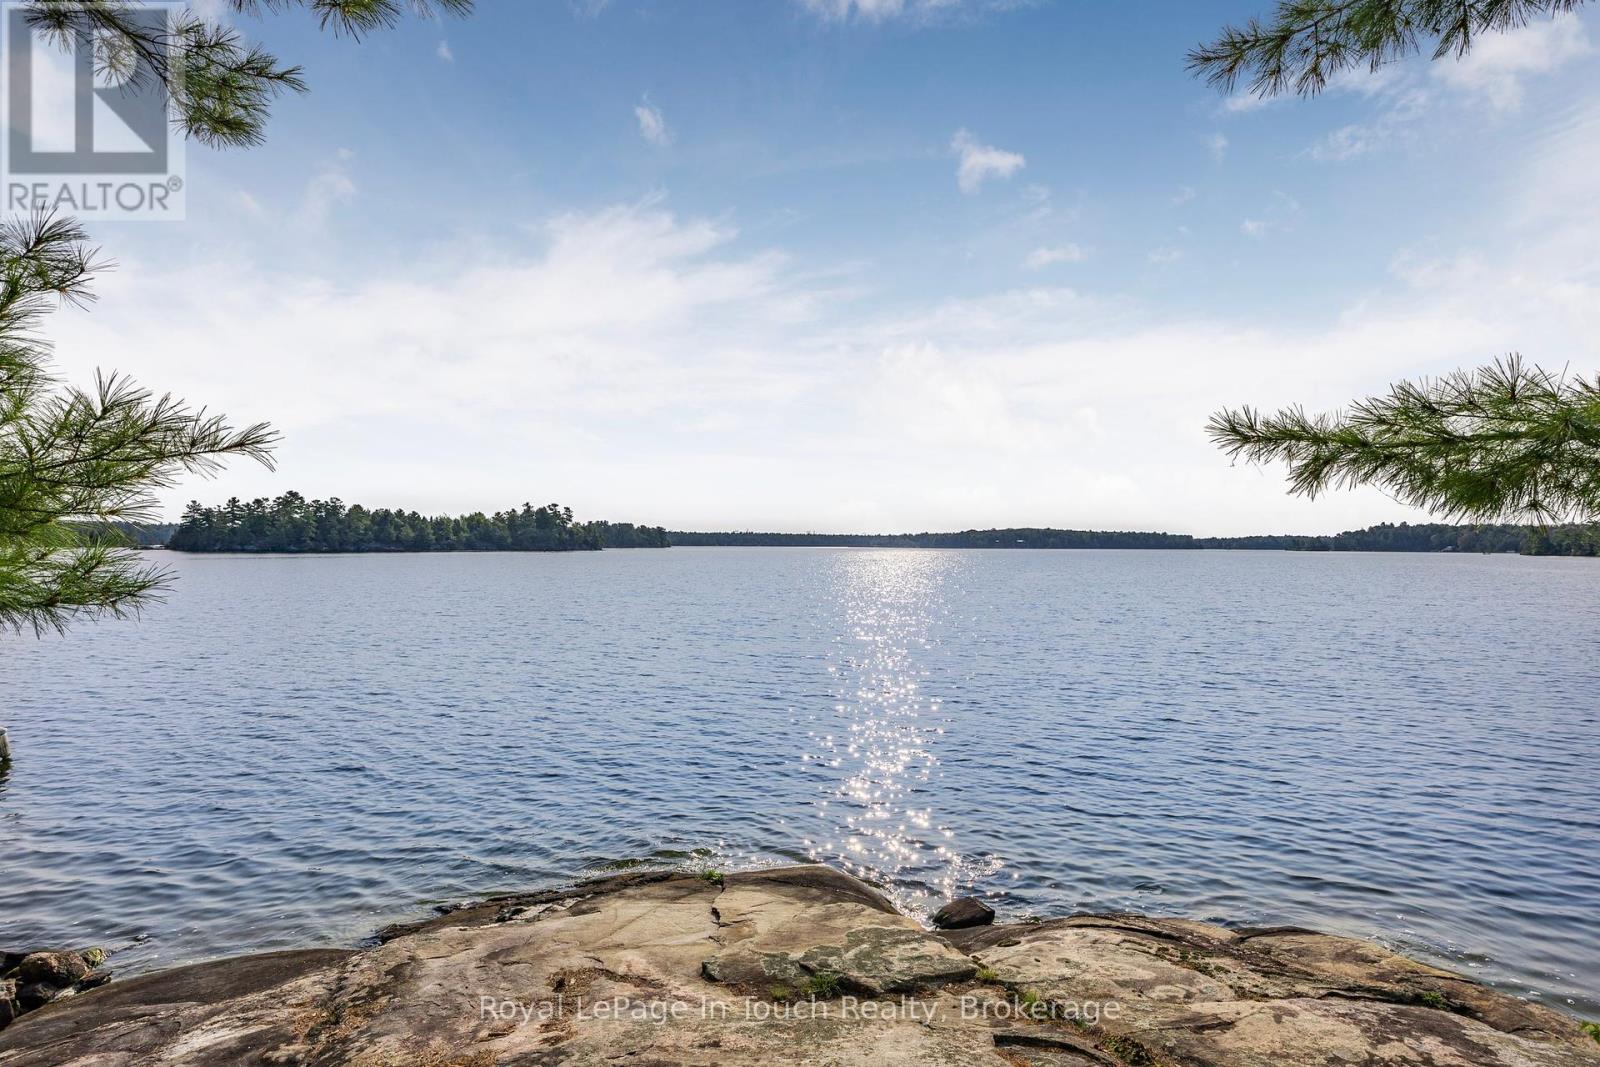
[
  {"left": 1147, "top": 247, "right": 1184, "bottom": 265},
  {"left": 798, "top": 0, "right": 1020, "bottom": 22},
  {"left": 1239, "top": 192, "right": 1301, "bottom": 238},
  {"left": 436, "top": 40, "right": 454, "bottom": 63},
  {"left": 801, "top": 0, "right": 908, "bottom": 17},
  {"left": 1018, "top": 183, "right": 1055, "bottom": 221},
  {"left": 186, "top": 0, "right": 233, "bottom": 23},
  {"left": 1218, "top": 59, "right": 1399, "bottom": 118},
  {"left": 47, "top": 102, "right": 1600, "bottom": 536},
  {"left": 1306, "top": 87, "right": 1430, "bottom": 161},
  {"left": 1221, "top": 93, "right": 1272, "bottom": 114},
  {"left": 64, "top": 202, "right": 801, "bottom": 432},
  {"left": 296, "top": 150, "right": 357, "bottom": 229},
  {"left": 1302, "top": 16, "right": 1590, "bottom": 164},
  {"left": 635, "top": 98, "right": 671, "bottom": 147},
  {"left": 1171, "top": 185, "right": 1196, "bottom": 206},
  {"left": 1206, "top": 132, "right": 1228, "bottom": 160},
  {"left": 951, "top": 128, "right": 1025, "bottom": 194},
  {"left": 1308, "top": 123, "right": 1381, "bottom": 162},
  {"left": 1326, "top": 63, "right": 1407, "bottom": 98},
  {"left": 866, "top": 285, "right": 1094, "bottom": 345},
  {"left": 1515, "top": 101, "right": 1600, "bottom": 227},
  {"left": 1434, "top": 13, "right": 1591, "bottom": 111},
  {"left": 1025, "top": 244, "right": 1086, "bottom": 269}
]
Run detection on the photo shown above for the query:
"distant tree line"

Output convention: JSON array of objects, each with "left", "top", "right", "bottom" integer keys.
[
  {"left": 668, "top": 528, "right": 1201, "bottom": 549},
  {"left": 1519, "top": 527, "right": 1600, "bottom": 557},
  {"left": 167, "top": 493, "right": 666, "bottom": 553},
  {"left": 164, "top": 507, "right": 1597, "bottom": 557},
  {"left": 671, "top": 523, "right": 1600, "bottom": 555},
  {"left": 589, "top": 521, "right": 673, "bottom": 549},
  {"left": 1198, "top": 522, "right": 1600, "bottom": 556}
]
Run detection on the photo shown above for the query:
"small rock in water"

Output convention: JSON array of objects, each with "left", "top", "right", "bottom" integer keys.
[
  {"left": 17, "top": 951, "right": 91, "bottom": 987},
  {"left": 931, "top": 897, "right": 995, "bottom": 930}
]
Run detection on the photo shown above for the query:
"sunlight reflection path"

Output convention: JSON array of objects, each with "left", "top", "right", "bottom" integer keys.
[{"left": 801, "top": 550, "right": 1002, "bottom": 916}]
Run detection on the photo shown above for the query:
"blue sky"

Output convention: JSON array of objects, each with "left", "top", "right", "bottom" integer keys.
[{"left": 45, "top": 0, "right": 1600, "bottom": 533}]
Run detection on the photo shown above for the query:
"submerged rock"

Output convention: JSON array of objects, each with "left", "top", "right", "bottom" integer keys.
[
  {"left": 932, "top": 896, "right": 995, "bottom": 930},
  {"left": 1, "top": 866, "right": 1597, "bottom": 1066}
]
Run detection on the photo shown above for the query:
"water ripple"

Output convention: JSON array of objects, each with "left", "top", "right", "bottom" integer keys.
[{"left": 0, "top": 548, "right": 1597, "bottom": 1015}]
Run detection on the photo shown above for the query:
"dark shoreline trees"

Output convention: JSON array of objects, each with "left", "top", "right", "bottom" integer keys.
[
  {"left": 167, "top": 494, "right": 666, "bottom": 553},
  {"left": 668, "top": 523, "right": 1599, "bottom": 555},
  {"left": 1200, "top": 521, "right": 1599, "bottom": 555},
  {"left": 668, "top": 529, "right": 1201, "bottom": 549}
]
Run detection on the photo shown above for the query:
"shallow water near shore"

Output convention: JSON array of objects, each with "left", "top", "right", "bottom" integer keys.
[{"left": 2, "top": 548, "right": 1597, "bottom": 1016}]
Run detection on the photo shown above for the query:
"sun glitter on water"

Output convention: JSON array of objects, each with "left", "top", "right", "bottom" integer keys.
[{"left": 800, "top": 550, "right": 1004, "bottom": 917}]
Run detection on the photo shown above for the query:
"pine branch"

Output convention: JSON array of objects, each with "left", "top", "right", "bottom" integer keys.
[
  {"left": 0, "top": 537, "right": 167, "bottom": 636},
  {"left": 0, "top": 212, "right": 276, "bottom": 632},
  {"left": 2, "top": 2, "right": 476, "bottom": 635},
  {"left": 22, "top": 0, "right": 472, "bottom": 148},
  {"left": 1208, "top": 356, "right": 1600, "bottom": 522},
  {"left": 1189, "top": 0, "right": 1591, "bottom": 100}
]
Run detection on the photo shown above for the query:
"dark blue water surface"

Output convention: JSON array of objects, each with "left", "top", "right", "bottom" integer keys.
[{"left": 2, "top": 549, "right": 1597, "bottom": 1016}]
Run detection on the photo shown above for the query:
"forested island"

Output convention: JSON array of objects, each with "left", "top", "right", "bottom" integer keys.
[
  {"left": 154, "top": 498, "right": 1598, "bottom": 556},
  {"left": 165, "top": 494, "right": 668, "bottom": 553}
]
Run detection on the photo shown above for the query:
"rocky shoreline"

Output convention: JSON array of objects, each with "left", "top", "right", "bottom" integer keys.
[{"left": 2, "top": 864, "right": 1597, "bottom": 1066}]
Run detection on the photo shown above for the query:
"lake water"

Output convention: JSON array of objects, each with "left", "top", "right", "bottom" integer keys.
[{"left": 2, "top": 548, "right": 1598, "bottom": 1017}]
